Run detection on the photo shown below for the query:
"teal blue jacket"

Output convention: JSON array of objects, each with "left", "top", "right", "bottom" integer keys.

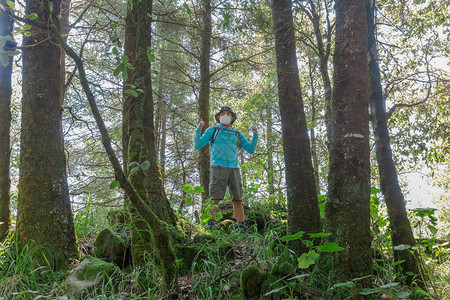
[{"left": 194, "top": 125, "right": 258, "bottom": 168}]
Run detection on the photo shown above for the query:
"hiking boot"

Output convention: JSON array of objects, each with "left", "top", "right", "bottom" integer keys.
[
  {"left": 236, "top": 221, "right": 248, "bottom": 233},
  {"left": 206, "top": 219, "right": 215, "bottom": 229}
]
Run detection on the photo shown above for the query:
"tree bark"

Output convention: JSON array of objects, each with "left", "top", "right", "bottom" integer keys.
[
  {"left": 316, "top": 0, "right": 372, "bottom": 286},
  {"left": 18, "top": 0, "right": 78, "bottom": 268},
  {"left": 51, "top": 22, "right": 178, "bottom": 290},
  {"left": 271, "top": 0, "right": 322, "bottom": 254},
  {"left": 0, "top": 0, "right": 14, "bottom": 241},
  {"left": 198, "top": 0, "right": 212, "bottom": 202},
  {"left": 123, "top": 0, "right": 176, "bottom": 266},
  {"left": 266, "top": 107, "right": 275, "bottom": 200},
  {"left": 367, "top": 0, "right": 422, "bottom": 283}
]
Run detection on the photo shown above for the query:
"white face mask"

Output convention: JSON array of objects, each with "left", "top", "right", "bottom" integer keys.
[{"left": 219, "top": 114, "right": 232, "bottom": 125}]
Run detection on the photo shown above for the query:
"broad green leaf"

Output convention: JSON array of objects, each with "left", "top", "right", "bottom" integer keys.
[
  {"left": 193, "top": 186, "right": 204, "bottom": 194},
  {"left": 140, "top": 160, "right": 150, "bottom": 171},
  {"left": 23, "top": 24, "right": 31, "bottom": 30},
  {"left": 6, "top": 1, "right": 15, "bottom": 9},
  {"left": 121, "top": 55, "right": 129, "bottom": 63},
  {"left": 26, "top": 13, "right": 38, "bottom": 20},
  {"left": 128, "top": 161, "right": 139, "bottom": 167},
  {"left": 427, "top": 224, "right": 438, "bottom": 234},
  {"left": 393, "top": 244, "right": 411, "bottom": 251},
  {"left": 182, "top": 184, "right": 192, "bottom": 193},
  {"left": 380, "top": 282, "right": 400, "bottom": 289},
  {"left": 110, "top": 23, "right": 118, "bottom": 30},
  {"left": 309, "top": 232, "right": 332, "bottom": 238},
  {"left": 297, "top": 250, "right": 319, "bottom": 269},
  {"left": 109, "top": 180, "right": 120, "bottom": 189},
  {"left": 316, "top": 243, "right": 344, "bottom": 252},
  {"left": 360, "top": 288, "right": 380, "bottom": 295},
  {"left": 1, "top": 55, "right": 10, "bottom": 67},
  {"left": 183, "top": 3, "right": 192, "bottom": 15},
  {"left": 112, "top": 47, "right": 119, "bottom": 55},
  {"left": 215, "top": 212, "right": 223, "bottom": 221},
  {"left": 113, "top": 63, "right": 124, "bottom": 76},
  {"left": 333, "top": 281, "right": 355, "bottom": 289},
  {"left": 371, "top": 187, "right": 380, "bottom": 194},
  {"left": 184, "top": 196, "right": 192, "bottom": 206},
  {"left": 201, "top": 213, "right": 212, "bottom": 223},
  {"left": 280, "top": 231, "right": 304, "bottom": 242}
]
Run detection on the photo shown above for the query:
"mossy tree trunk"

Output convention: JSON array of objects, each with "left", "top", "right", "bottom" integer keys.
[
  {"left": 0, "top": 0, "right": 14, "bottom": 241},
  {"left": 123, "top": 0, "right": 176, "bottom": 266},
  {"left": 271, "top": 0, "right": 322, "bottom": 254},
  {"left": 315, "top": 0, "right": 372, "bottom": 287},
  {"left": 198, "top": 0, "right": 212, "bottom": 203},
  {"left": 367, "top": 0, "right": 421, "bottom": 283},
  {"left": 18, "top": 0, "right": 78, "bottom": 268}
]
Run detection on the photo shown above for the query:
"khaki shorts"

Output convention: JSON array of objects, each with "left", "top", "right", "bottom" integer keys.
[{"left": 209, "top": 166, "right": 243, "bottom": 201}]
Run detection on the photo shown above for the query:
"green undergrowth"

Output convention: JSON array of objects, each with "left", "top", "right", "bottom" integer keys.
[{"left": 0, "top": 204, "right": 449, "bottom": 299}]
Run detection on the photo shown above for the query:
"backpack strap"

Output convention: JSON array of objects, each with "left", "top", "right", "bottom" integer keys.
[
  {"left": 211, "top": 126, "right": 241, "bottom": 149},
  {"left": 211, "top": 126, "right": 219, "bottom": 145}
]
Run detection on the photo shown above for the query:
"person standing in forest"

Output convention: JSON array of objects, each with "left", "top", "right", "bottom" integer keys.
[{"left": 194, "top": 106, "right": 258, "bottom": 229}]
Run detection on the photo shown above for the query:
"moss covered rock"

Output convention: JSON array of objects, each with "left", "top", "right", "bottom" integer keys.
[
  {"left": 241, "top": 265, "right": 266, "bottom": 300},
  {"left": 173, "top": 243, "right": 206, "bottom": 272},
  {"left": 94, "top": 228, "right": 129, "bottom": 267},
  {"left": 66, "top": 256, "right": 119, "bottom": 299},
  {"left": 271, "top": 258, "right": 295, "bottom": 278}
]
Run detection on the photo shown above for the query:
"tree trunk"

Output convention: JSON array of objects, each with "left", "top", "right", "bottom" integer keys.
[
  {"left": 367, "top": 0, "right": 421, "bottom": 283},
  {"left": 18, "top": 0, "right": 78, "bottom": 268},
  {"left": 123, "top": 0, "right": 176, "bottom": 266},
  {"left": 0, "top": 0, "right": 14, "bottom": 241},
  {"left": 316, "top": 0, "right": 372, "bottom": 286},
  {"left": 271, "top": 0, "right": 322, "bottom": 254},
  {"left": 198, "top": 0, "right": 212, "bottom": 202},
  {"left": 266, "top": 107, "right": 275, "bottom": 200},
  {"left": 308, "top": 55, "right": 321, "bottom": 192}
]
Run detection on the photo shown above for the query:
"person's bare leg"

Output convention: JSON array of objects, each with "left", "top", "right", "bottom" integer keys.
[{"left": 232, "top": 200, "right": 245, "bottom": 223}]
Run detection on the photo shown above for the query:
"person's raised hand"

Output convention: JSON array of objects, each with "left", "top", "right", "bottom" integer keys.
[
  {"left": 198, "top": 119, "right": 205, "bottom": 129},
  {"left": 251, "top": 125, "right": 257, "bottom": 133}
]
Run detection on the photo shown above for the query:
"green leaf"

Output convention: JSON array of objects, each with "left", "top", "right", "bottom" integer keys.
[
  {"left": 333, "top": 281, "right": 355, "bottom": 289},
  {"left": 316, "top": 243, "right": 344, "bottom": 252},
  {"left": 109, "top": 180, "right": 120, "bottom": 189},
  {"left": 309, "top": 232, "right": 332, "bottom": 238},
  {"left": 112, "top": 47, "right": 119, "bottom": 55},
  {"left": 380, "top": 282, "right": 400, "bottom": 289},
  {"left": 371, "top": 187, "right": 380, "bottom": 194},
  {"left": 1, "top": 56, "right": 10, "bottom": 67},
  {"left": 184, "top": 196, "right": 192, "bottom": 206},
  {"left": 182, "top": 184, "right": 193, "bottom": 193},
  {"left": 146, "top": 48, "right": 155, "bottom": 62},
  {"left": 113, "top": 63, "right": 124, "bottom": 76},
  {"left": 128, "top": 161, "right": 139, "bottom": 167},
  {"left": 263, "top": 286, "right": 286, "bottom": 296},
  {"left": 427, "top": 224, "right": 438, "bottom": 234},
  {"left": 23, "top": 24, "right": 31, "bottom": 31},
  {"left": 110, "top": 23, "right": 118, "bottom": 30},
  {"left": 297, "top": 250, "right": 319, "bottom": 269},
  {"left": 215, "top": 212, "right": 223, "bottom": 221},
  {"left": 393, "top": 244, "right": 411, "bottom": 251},
  {"left": 201, "top": 213, "right": 212, "bottom": 223},
  {"left": 26, "top": 13, "right": 38, "bottom": 20},
  {"left": 140, "top": 160, "right": 150, "bottom": 171},
  {"left": 193, "top": 186, "right": 204, "bottom": 194},
  {"left": 392, "top": 259, "right": 406, "bottom": 266},
  {"left": 6, "top": 1, "right": 15, "bottom": 9},
  {"left": 280, "top": 231, "right": 304, "bottom": 242},
  {"left": 360, "top": 288, "right": 380, "bottom": 295},
  {"left": 121, "top": 55, "right": 129, "bottom": 63},
  {"left": 125, "top": 89, "right": 138, "bottom": 97},
  {"left": 183, "top": 3, "right": 192, "bottom": 15}
]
